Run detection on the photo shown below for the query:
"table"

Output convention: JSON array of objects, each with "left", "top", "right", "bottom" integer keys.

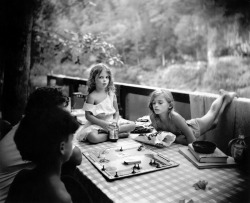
[{"left": 74, "top": 137, "right": 249, "bottom": 203}]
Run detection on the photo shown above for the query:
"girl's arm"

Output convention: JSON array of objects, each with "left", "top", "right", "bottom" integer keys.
[
  {"left": 85, "top": 95, "right": 112, "bottom": 131},
  {"left": 112, "top": 94, "right": 119, "bottom": 122},
  {"left": 149, "top": 114, "right": 157, "bottom": 130},
  {"left": 172, "top": 112, "right": 196, "bottom": 145}
]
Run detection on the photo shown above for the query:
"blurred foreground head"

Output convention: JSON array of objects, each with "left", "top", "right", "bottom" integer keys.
[
  {"left": 25, "top": 87, "right": 68, "bottom": 114},
  {"left": 14, "top": 107, "right": 79, "bottom": 164}
]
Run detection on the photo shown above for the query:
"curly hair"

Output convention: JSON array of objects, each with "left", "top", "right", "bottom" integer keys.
[
  {"left": 25, "top": 87, "right": 68, "bottom": 114},
  {"left": 14, "top": 107, "right": 79, "bottom": 164},
  {"left": 87, "top": 63, "right": 115, "bottom": 94}
]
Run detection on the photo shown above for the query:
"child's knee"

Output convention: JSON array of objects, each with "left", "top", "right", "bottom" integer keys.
[
  {"left": 87, "top": 131, "right": 107, "bottom": 144},
  {"left": 127, "top": 122, "right": 136, "bottom": 131},
  {"left": 119, "top": 122, "right": 136, "bottom": 133},
  {"left": 87, "top": 131, "right": 100, "bottom": 143}
]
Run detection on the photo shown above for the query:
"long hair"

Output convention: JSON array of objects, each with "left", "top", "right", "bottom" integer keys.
[
  {"left": 149, "top": 89, "right": 175, "bottom": 122},
  {"left": 87, "top": 63, "right": 115, "bottom": 94}
]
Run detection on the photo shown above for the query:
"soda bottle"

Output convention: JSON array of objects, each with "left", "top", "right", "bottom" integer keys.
[
  {"left": 109, "top": 122, "right": 118, "bottom": 142},
  {"left": 228, "top": 134, "right": 247, "bottom": 163}
]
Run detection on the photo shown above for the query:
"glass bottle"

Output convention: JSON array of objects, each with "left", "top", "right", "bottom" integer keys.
[{"left": 109, "top": 122, "right": 118, "bottom": 142}]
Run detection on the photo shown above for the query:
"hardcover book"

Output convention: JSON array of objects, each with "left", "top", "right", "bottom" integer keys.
[
  {"left": 188, "top": 144, "right": 228, "bottom": 163},
  {"left": 179, "top": 147, "right": 236, "bottom": 169}
]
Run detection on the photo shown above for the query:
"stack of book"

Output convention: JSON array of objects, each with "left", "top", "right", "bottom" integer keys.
[{"left": 179, "top": 143, "right": 236, "bottom": 169}]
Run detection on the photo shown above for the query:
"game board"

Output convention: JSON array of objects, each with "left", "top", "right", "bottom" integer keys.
[{"left": 82, "top": 143, "right": 179, "bottom": 180}]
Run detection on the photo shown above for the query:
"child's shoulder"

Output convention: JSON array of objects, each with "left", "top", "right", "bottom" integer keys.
[
  {"left": 171, "top": 111, "right": 185, "bottom": 121},
  {"left": 88, "top": 90, "right": 104, "bottom": 99},
  {"left": 87, "top": 91, "right": 95, "bottom": 98},
  {"left": 86, "top": 92, "right": 97, "bottom": 103},
  {"left": 48, "top": 178, "right": 72, "bottom": 203}
]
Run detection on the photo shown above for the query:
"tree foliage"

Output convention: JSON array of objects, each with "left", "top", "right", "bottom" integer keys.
[
  {"left": 31, "top": 0, "right": 123, "bottom": 76},
  {"left": 29, "top": 0, "right": 250, "bottom": 97},
  {"left": 1, "top": 0, "right": 250, "bottom": 123},
  {"left": 30, "top": 0, "right": 250, "bottom": 75},
  {"left": 34, "top": 29, "right": 123, "bottom": 67}
]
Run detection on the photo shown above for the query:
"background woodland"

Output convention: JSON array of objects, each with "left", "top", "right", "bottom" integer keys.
[
  {"left": 1, "top": 0, "right": 250, "bottom": 124},
  {"left": 32, "top": 0, "right": 250, "bottom": 97}
]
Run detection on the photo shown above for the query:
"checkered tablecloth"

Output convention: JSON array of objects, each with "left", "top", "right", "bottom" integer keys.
[{"left": 74, "top": 138, "right": 249, "bottom": 203}]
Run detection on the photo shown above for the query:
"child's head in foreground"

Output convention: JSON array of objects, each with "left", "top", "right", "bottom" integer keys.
[
  {"left": 87, "top": 63, "right": 115, "bottom": 94},
  {"left": 25, "top": 86, "right": 69, "bottom": 114},
  {"left": 14, "top": 107, "right": 79, "bottom": 165},
  {"left": 149, "top": 89, "right": 174, "bottom": 117}
]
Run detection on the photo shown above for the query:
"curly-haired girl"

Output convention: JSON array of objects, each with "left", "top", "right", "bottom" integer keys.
[{"left": 77, "top": 63, "right": 135, "bottom": 143}]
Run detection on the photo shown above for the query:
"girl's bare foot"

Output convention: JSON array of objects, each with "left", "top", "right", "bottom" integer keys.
[
  {"left": 219, "top": 89, "right": 238, "bottom": 104},
  {"left": 219, "top": 89, "right": 226, "bottom": 95},
  {"left": 225, "top": 92, "right": 238, "bottom": 104}
]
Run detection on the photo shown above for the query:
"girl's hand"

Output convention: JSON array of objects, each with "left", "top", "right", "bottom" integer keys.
[
  {"left": 111, "top": 120, "right": 119, "bottom": 131},
  {"left": 112, "top": 120, "right": 118, "bottom": 127},
  {"left": 110, "top": 121, "right": 118, "bottom": 130},
  {"left": 101, "top": 121, "right": 115, "bottom": 131}
]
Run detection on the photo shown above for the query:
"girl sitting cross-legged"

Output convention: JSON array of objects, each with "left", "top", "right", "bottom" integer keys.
[
  {"left": 76, "top": 63, "right": 136, "bottom": 144},
  {"left": 149, "top": 88, "right": 237, "bottom": 145}
]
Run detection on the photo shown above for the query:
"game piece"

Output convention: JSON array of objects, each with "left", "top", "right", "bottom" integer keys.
[
  {"left": 124, "top": 158, "right": 142, "bottom": 165},
  {"left": 138, "top": 144, "right": 144, "bottom": 151},
  {"left": 136, "top": 164, "right": 141, "bottom": 169},
  {"left": 102, "top": 165, "right": 105, "bottom": 171},
  {"left": 149, "top": 159, "right": 153, "bottom": 165},
  {"left": 156, "top": 163, "right": 161, "bottom": 168},
  {"left": 133, "top": 164, "right": 136, "bottom": 170},
  {"left": 114, "top": 172, "right": 119, "bottom": 177},
  {"left": 132, "top": 168, "right": 136, "bottom": 174}
]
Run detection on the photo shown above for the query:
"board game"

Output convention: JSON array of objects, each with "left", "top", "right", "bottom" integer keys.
[{"left": 82, "top": 143, "right": 179, "bottom": 180}]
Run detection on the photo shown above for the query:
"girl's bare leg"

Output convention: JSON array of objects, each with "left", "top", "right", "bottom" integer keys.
[
  {"left": 211, "top": 89, "right": 238, "bottom": 126},
  {"left": 196, "top": 90, "right": 237, "bottom": 135},
  {"left": 87, "top": 130, "right": 108, "bottom": 143},
  {"left": 118, "top": 122, "right": 136, "bottom": 138}
]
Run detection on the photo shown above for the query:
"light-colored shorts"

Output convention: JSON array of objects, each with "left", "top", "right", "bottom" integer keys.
[{"left": 186, "top": 119, "right": 200, "bottom": 138}]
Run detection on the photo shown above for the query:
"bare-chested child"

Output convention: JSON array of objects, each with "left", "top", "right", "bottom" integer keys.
[{"left": 149, "top": 89, "right": 237, "bottom": 145}]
